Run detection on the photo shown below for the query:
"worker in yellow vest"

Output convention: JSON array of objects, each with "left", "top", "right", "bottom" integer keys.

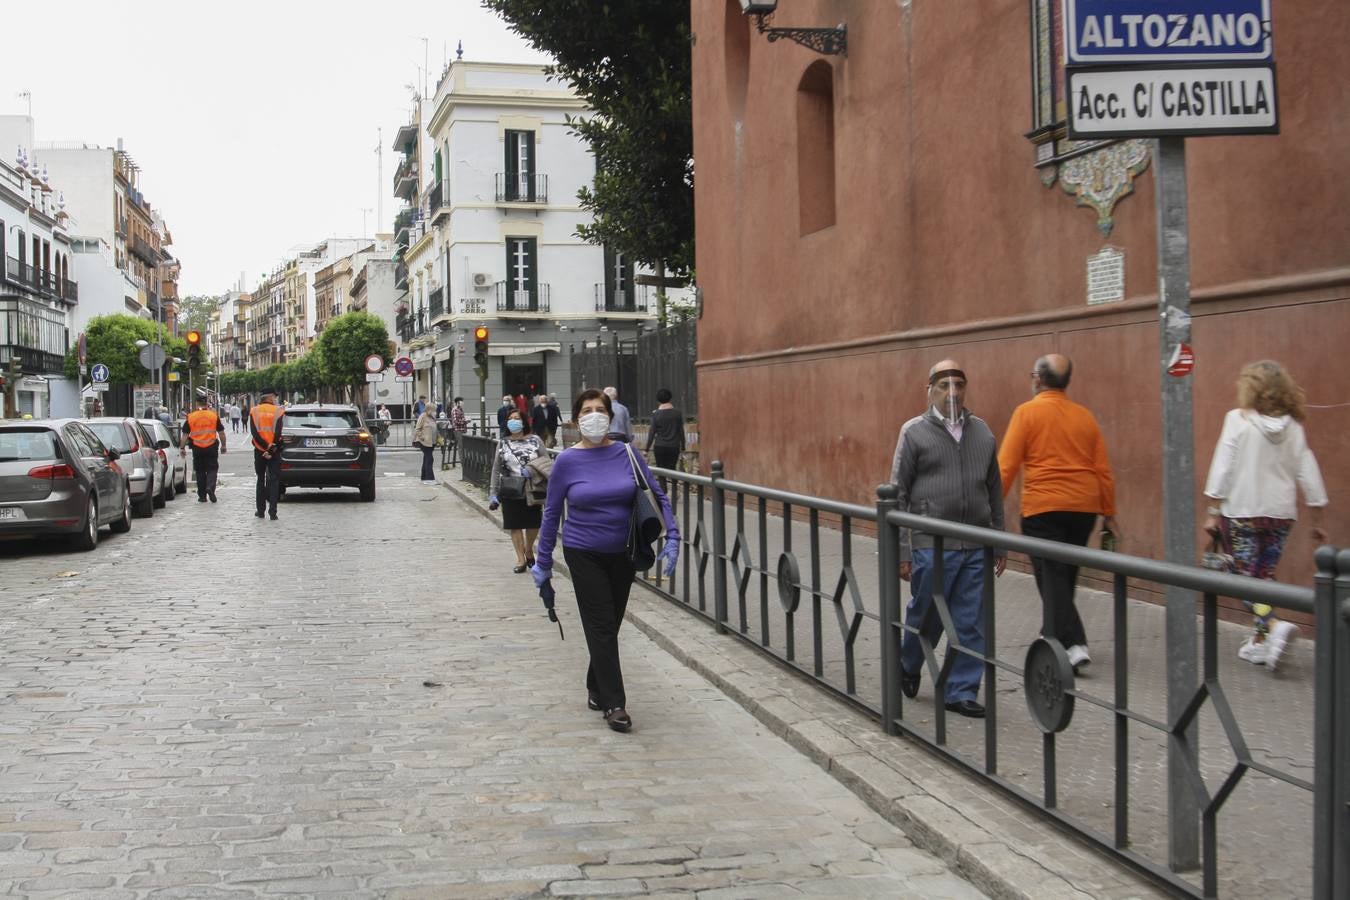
[
  {"left": 249, "top": 388, "right": 285, "bottom": 520},
  {"left": 180, "top": 390, "right": 227, "bottom": 502}
]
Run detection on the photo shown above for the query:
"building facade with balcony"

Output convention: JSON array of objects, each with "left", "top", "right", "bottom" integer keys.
[
  {"left": 406, "top": 60, "right": 678, "bottom": 411},
  {"left": 0, "top": 133, "right": 80, "bottom": 417}
]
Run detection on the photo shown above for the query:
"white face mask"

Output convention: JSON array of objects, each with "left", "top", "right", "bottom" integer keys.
[{"left": 578, "top": 411, "right": 610, "bottom": 441}]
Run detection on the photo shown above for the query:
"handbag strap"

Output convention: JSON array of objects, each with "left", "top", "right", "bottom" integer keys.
[{"left": 623, "top": 443, "right": 650, "bottom": 493}]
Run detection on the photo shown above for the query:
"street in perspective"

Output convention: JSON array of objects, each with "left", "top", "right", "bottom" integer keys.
[{"left": 2, "top": 1, "right": 1348, "bottom": 899}]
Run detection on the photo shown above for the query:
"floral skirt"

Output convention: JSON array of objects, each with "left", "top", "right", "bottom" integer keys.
[{"left": 1220, "top": 516, "right": 1292, "bottom": 635}]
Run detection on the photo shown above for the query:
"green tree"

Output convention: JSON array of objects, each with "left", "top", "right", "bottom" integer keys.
[
  {"left": 484, "top": 0, "right": 693, "bottom": 282},
  {"left": 64, "top": 314, "right": 162, "bottom": 384},
  {"left": 316, "top": 312, "right": 390, "bottom": 400},
  {"left": 177, "top": 294, "right": 219, "bottom": 335}
]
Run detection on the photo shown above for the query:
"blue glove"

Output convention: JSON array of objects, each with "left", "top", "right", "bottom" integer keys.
[
  {"left": 530, "top": 563, "right": 551, "bottom": 588},
  {"left": 488, "top": 494, "right": 499, "bottom": 511},
  {"left": 658, "top": 537, "right": 680, "bottom": 577}
]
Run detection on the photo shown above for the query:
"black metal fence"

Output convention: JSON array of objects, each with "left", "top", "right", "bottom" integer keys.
[
  {"left": 569, "top": 318, "right": 697, "bottom": 419},
  {"left": 626, "top": 460, "right": 1347, "bottom": 900}
]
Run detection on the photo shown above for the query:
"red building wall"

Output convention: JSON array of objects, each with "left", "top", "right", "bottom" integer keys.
[{"left": 692, "top": 0, "right": 1350, "bottom": 584}]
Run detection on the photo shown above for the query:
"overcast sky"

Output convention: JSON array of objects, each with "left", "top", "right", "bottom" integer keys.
[{"left": 0, "top": 0, "right": 551, "bottom": 296}]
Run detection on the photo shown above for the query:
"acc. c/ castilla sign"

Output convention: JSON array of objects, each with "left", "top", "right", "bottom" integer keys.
[
  {"left": 1067, "top": 65, "right": 1276, "bottom": 138},
  {"left": 1064, "top": 0, "right": 1272, "bottom": 65}
]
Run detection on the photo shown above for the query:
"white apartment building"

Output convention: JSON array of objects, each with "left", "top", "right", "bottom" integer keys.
[
  {"left": 392, "top": 60, "right": 678, "bottom": 411},
  {"left": 0, "top": 132, "right": 80, "bottom": 417}
]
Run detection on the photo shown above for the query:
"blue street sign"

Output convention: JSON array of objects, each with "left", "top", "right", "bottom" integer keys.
[
  {"left": 1064, "top": 1, "right": 1272, "bottom": 65},
  {"left": 90, "top": 363, "right": 110, "bottom": 383}
]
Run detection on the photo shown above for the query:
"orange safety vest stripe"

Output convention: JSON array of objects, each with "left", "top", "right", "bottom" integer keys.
[
  {"left": 186, "top": 410, "right": 220, "bottom": 448},
  {"left": 251, "top": 404, "right": 281, "bottom": 450}
]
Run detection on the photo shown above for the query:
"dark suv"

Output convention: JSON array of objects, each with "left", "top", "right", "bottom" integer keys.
[{"left": 277, "top": 404, "right": 376, "bottom": 501}]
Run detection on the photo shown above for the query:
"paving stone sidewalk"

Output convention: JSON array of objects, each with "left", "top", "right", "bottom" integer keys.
[{"left": 0, "top": 450, "right": 986, "bottom": 899}]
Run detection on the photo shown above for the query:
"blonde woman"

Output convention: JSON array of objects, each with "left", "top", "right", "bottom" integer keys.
[
  {"left": 414, "top": 403, "right": 438, "bottom": 484},
  {"left": 1203, "top": 360, "right": 1329, "bottom": 670}
]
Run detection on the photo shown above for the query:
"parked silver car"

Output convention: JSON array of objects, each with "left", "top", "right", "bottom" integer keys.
[
  {"left": 0, "top": 418, "right": 133, "bottom": 550},
  {"left": 139, "top": 418, "right": 189, "bottom": 503},
  {"left": 86, "top": 417, "right": 159, "bottom": 518}
]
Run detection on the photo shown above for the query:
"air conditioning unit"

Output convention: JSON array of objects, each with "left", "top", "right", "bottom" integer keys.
[{"left": 472, "top": 273, "right": 491, "bottom": 288}]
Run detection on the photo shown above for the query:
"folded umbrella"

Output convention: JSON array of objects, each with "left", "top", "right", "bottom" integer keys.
[{"left": 539, "top": 579, "right": 564, "bottom": 640}]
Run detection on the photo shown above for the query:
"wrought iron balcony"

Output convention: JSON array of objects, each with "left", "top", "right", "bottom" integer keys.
[
  {"left": 130, "top": 235, "right": 159, "bottom": 264},
  {"left": 460, "top": 296, "right": 485, "bottom": 315},
  {"left": 429, "top": 287, "right": 444, "bottom": 319},
  {"left": 594, "top": 283, "right": 650, "bottom": 313},
  {"left": 395, "top": 260, "right": 408, "bottom": 290},
  {"left": 494, "top": 173, "right": 548, "bottom": 204},
  {"left": 394, "top": 156, "right": 417, "bottom": 200},
  {"left": 495, "top": 281, "right": 550, "bottom": 313},
  {"left": 116, "top": 217, "right": 129, "bottom": 239}
]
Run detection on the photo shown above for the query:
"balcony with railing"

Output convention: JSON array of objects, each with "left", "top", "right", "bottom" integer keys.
[
  {"left": 428, "top": 181, "right": 451, "bottom": 224},
  {"left": 130, "top": 235, "right": 160, "bottom": 264},
  {"left": 495, "top": 281, "right": 551, "bottom": 314},
  {"left": 394, "top": 206, "right": 415, "bottom": 247},
  {"left": 116, "top": 216, "right": 129, "bottom": 239},
  {"left": 428, "top": 286, "right": 444, "bottom": 319},
  {"left": 0, "top": 295, "right": 70, "bottom": 375},
  {"left": 594, "top": 283, "right": 651, "bottom": 314},
  {"left": 393, "top": 155, "right": 417, "bottom": 200},
  {"left": 460, "top": 296, "right": 485, "bottom": 315},
  {"left": 394, "top": 259, "right": 408, "bottom": 290},
  {"left": 494, "top": 173, "right": 548, "bottom": 204}
]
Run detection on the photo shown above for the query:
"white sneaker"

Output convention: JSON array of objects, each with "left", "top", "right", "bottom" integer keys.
[
  {"left": 1265, "top": 621, "right": 1298, "bottom": 672},
  {"left": 421, "top": 480, "right": 438, "bottom": 485},
  {"left": 1067, "top": 644, "right": 1091, "bottom": 671},
  {"left": 1237, "top": 638, "right": 1267, "bottom": 665}
]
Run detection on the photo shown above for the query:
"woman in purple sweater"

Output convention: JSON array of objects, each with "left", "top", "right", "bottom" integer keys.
[{"left": 531, "top": 389, "right": 680, "bottom": 732}]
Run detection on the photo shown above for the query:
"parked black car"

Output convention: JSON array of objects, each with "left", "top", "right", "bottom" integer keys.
[
  {"left": 0, "top": 418, "right": 133, "bottom": 550},
  {"left": 277, "top": 404, "right": 376, "bottom": 501}
]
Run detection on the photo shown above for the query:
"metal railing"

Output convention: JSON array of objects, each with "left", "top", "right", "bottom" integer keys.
[
  {"left": 429, "top": 287, "right": 444, "bottom": 319},
  {"left": 614, "top": 461, "right": 1347, "bottom": 900},
  {"left": 593, "top": 283, "right": 650, "bottom": 313},
  {"left": 495, "top": 281, "right": 550, "bottom": 313},
  {"left": 494, "top": 172, "right": 548, "bottom": 203}
]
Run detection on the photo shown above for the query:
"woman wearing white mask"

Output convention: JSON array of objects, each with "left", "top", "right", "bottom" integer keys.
[
  {"left": 489, "top": 408, "right": 545, "bottom": 573},
  {"left": 530, "top": 388, "right": 680, "bottom": 733}
]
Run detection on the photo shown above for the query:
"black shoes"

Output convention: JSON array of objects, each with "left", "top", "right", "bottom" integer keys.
[
  {"left": 587, "top": 692, "right": 601, "bottom": 711},
  {"left": 208, "top": 492, "right": 217, "bottom": 503},
  {"left": 198, "top": 496, "right": 207, "bottom": 502},
  {"left": 944, "top": 699, "right": 986, "bottom": 719},
  {"left": 603, "top": 708, "right": 632, "bottom": 732},
  {"left": 254, "top": 510, "right": 264, "bottom": 518},
  {"left": 901, "top": 670, "right": 921, "bottom": 699},
  {"left": 525, "top": 556, "right": 535, "bottom": 568},
  {"left": 269, "top": 512, "right": 278, "bottom": 521},
  {"left": 512, "top": 564, "right": 527, "bottom": 574}
]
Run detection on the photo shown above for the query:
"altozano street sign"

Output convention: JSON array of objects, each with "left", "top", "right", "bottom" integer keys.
[{"left": 1064, "top": 0, "right": 1277, "bottom": 140}]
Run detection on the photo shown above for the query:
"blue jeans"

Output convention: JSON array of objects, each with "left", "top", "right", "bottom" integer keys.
[{"left": 900, "top": 548, "right": 986, "bottom": 703}]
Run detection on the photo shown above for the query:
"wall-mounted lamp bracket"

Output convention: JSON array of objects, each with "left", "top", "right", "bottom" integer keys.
[{"left": 753, "top": 12, "right": 846, "bottom": 57}]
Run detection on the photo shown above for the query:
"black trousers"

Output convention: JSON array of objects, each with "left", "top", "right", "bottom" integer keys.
[
  {"left": 191, "top": 445, "right": 219, "bottom": 498},
  {"left": 563, "top": 546, "right": 637, "bottom": 711},
  {"left": 254, "top": 451, "right": 282, "bottom": 515},
  {"left": 1021, "top": 511, "right": 1098, "bottom": 648},
  {"left": 419, "top": 445, "right": 435, "bottom": 481}
]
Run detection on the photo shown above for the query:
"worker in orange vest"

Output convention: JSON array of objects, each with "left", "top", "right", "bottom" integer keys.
[
  {"left": 180, "top": 390, "right": 226, "bottom": 502},
  {"left": 249, "top": 388, "right": 285, "bottom": 520}
]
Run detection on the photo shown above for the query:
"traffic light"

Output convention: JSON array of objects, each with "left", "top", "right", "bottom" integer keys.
[
  {"left": 473, "top": 326, "right": 490, "bottom": 378},
  {"left": 186, "top": 330, "right": 202, "bottom": 369}
]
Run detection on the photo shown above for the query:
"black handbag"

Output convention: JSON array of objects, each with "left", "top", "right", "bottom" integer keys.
[
  {"left": 624, "top": 444, "right": 662, "bottom": 570},
  {"left": 497, "top": 473, "right": 527, "bottom": 501}
]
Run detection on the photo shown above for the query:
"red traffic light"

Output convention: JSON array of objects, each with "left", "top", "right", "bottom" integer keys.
[
  {"left": 186, "top": 330, "right": 202, "bottom": 345},
  {"left": 473, "top": 326, "right": 489, "bottom": 341}
]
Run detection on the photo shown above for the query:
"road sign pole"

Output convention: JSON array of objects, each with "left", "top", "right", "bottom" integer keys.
[{"left": 1155, "top": 135, "right": 1199, "bottom": 871}]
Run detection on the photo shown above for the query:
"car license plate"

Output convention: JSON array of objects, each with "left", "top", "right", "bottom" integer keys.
[
  {"left": 304, "top": 438, "right": 337, "bottom": 448},
  {"left": 0, "top": 507, "right": 23, "bottom": 520}
]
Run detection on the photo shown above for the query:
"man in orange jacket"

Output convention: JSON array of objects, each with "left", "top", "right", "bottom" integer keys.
[
  {"left": 180, "top": 391, "right": 227, "bottom": 502},
  {"left": 999, "top": 354, "right": 1119, "bottom": 673},
  {"left": 250, "top": 388, "right": 285, "bottom": 520}
]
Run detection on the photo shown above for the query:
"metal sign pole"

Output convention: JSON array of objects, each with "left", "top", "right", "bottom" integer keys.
[{"left": 1155, "top": 135, "right": 1199, "bottom": 871}]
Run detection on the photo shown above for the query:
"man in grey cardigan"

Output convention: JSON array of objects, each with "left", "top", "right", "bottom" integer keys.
[{"left": 889, "top": 359, "right": 1006, "bottom": 718}]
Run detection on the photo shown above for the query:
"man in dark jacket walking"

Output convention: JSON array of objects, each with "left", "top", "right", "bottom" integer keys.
[{"left": 889, "top": 359, "right": 1005, "bottom": 718}]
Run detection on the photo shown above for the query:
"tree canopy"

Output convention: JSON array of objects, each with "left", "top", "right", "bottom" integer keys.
[
  {"left": 314, "top": 312, "right": 390, "bottom": 393},
  {"left": 64, "top": 314, "right": 204, "bottom": 386},
  {"left": 484, "top": 0, "right": 694, "bottom": 277}
]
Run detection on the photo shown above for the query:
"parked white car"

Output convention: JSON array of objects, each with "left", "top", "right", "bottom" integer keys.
[{"left": 140, "top": 419, "right": 189, "bottom": 503}]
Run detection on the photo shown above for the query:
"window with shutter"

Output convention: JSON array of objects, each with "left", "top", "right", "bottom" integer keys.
[
  {"left": 504, "top": 130, "right": 535, "bottom": 201},
  {"left": 505, "top": 238, "right": 538, "bottom": 309}
]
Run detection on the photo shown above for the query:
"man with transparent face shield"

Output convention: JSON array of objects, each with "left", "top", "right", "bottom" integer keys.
[{"left": 888, "top": 359, "right": 1006, "bottom": 718}]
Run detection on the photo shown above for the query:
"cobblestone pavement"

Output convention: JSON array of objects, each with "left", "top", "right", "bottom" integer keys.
[{"left": 0, "top": 450, "right": 985, "bottom": 899}]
